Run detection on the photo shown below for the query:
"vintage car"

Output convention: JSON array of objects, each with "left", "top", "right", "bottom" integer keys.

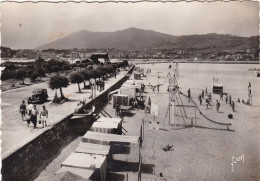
[{"left": 28, "top": 89, "right": 48, "bottom": 104}]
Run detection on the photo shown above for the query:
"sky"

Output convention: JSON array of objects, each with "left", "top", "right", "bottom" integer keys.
[{"left": 1, "top": 1, "right": 259, "bottom": 49}]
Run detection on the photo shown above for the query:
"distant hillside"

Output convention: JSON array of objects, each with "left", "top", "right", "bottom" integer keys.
[{"left": 36, "top": 27, "right": 259, "bottom": 51}]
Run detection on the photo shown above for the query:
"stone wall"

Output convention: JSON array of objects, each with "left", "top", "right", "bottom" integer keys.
[{"left": 1, "top": 65, "right": 134, "bottom": 181}]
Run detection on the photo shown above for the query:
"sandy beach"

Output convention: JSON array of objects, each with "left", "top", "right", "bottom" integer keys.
[{"left": 35, "top": 62, "right": 260, "bottom": 181}]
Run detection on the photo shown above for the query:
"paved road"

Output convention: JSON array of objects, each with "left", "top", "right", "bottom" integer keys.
[{"left": 1, "top": 71, "right": 127, "bottom": 158}]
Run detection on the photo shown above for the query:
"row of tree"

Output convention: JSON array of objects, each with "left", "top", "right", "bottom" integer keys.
[{"left": 49, "top": 60, "right": 128, "bottom": 101}]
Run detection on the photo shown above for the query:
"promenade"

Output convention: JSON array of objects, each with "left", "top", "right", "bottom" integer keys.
[{"left": 1, "top": 69, "right": 128, "bottom": 158}]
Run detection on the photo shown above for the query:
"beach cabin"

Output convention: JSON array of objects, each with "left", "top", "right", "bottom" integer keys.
[
  {"left": 112, "top": 94, "right": 128, "bottom": 107},
  {"left": 91, "top": 121, "right": 119, "bottom": 134},
  {"left": 82, "top": 131, "right": 139, "bottom": 145},
  {"left": 56, "top": 167, "right": 95, "bottom": 181},
  {"left": 61, "top": 152, "right": 107, "bottom": 181},
  {"left": 120, "top": 86, "right": 137, "bottom": 100},
  {"left": 75, "top": 142, "right": 111, "bottom": 156},
  {"left": 96, "top": 117, "right": 123, "bottom": 134},
  {"left": 134, "top": 73, "right": 141, "bottom": 80}
]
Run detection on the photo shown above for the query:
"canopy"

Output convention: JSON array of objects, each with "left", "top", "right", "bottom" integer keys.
[
  {"left": 56, "top": 167, "right": 93, "bottom": 181},
  {"left": 96, "top": 117, "right": 122, "bottom": 124},
  {"left": 61, "top": 152, "right": 107, "bottom": 181},
  {"left": 75, "top": 142, "right": 110, "bottom": 155},
  {"left": 82, "top": 131, "right": 139, "bottom": 145},
  {"left": 90, "top": 121, "right": 119, "bottom": 134}
]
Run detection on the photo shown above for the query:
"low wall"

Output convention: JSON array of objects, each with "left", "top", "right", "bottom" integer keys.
[{"left": 1, "top": 65, "right": 135, "bottom": 181}]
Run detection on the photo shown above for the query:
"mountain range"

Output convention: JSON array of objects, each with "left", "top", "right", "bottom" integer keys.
[{"left": 36, "top": 27, "right": 259, "bottom": 51}]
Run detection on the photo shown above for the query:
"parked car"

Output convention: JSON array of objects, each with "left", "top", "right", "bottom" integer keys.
[{"left": 28, "top": 89, "right": 48, "bottom": 104}]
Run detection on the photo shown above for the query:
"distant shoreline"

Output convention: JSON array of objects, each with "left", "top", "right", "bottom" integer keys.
[{"left": 129, "top": 59, "right": 260, "bottom": 65}]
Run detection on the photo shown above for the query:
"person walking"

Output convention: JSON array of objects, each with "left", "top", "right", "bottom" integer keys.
[
  {"left": 31, "top": 105, "right": 39, "bottom": 129},
  {"left": 27, "top": 101, "right": 33, "bottom": 116},
  {"left": 209, "top": 93, "right": 212, "bottom": 104},
  {"left": 152, "top": 86, "right": 155, "bottom": 94},
  {"left": 40, "top": 105, "right": 48, "bottom": 128},
  {"left": 231, "top": 101, "right": 235, "bottom": 112},
  {"left": 19, "top": 100, "right": 27, "bottom": 121},
  {"left": 216, "top": 100, "right": 220, "bottom": 113}
]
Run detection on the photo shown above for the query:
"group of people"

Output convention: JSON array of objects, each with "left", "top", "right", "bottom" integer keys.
[
  {"left": 19, "top": 100, "right": 48, "bottom": 129},
  {"left": 196, "top": 87, "right": 237, "bottom": 113},
  {"left": 96, "top": 80, "right": 105, "bottom": 92},
  {"left": 151, "top": 85, "right": 160, "bottom": 94},
  {"left": 198, "top": 88, "right": 212, "bottom": 109}
]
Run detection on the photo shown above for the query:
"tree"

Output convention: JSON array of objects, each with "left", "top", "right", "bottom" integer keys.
[
  {"left": 15, "top": 69, "right": 26, "bottom": 84},
  {"left": 37, "top": 67, "right": 46, "bottom": 79},
  {"left": 62, "top": 64, "right": 70, "bottom": 75},
  {"left": 30, "top": 72, "right": 39, "bottom": 82},
  {"left": 92, "top": 69, "right": 102, "bottom": 82},
  {"left": 49, "top": 75, "right": 69, "bottom": 98},
  {"left": 70, "top": 72, "right": 83, "bottom": 92},
  {"left": 82, "top": 70, "right": 93, "bottom": 87},
  {"left": 51, "top": 65, "right": 61, "bottom": 75}
]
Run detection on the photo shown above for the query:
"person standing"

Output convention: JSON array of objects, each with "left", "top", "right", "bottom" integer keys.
[
  {"left": 152, "top": 86, "right": 155, "bottom": 94},
  {"left": 229, "top": 95, "right": 232, "bottom": 106},
  {"left": 40, "top": 105, "right": 48, "bottom": 128},
  {"left": 31, "top": 105, "right": 39, "bottom": 129},
  {"left": 225, "top": 94, "right": 228, "bottom": 104},
  {"left": 248, "top": 82, "right": 251, "bottom": 96},
  {"left": 205, "top": 87, "right": 208, "bottom": 94},
  {"left": 198, "top": 94, "right": 202, "bottom": 105},
  {"left": 157, "top": 85, "right": 160, "bottom": 93},
  {"left": 115, "top": 104, "right": 120, "bottom": 116},
  {"left": 216, "top": 100, "right": 220, "bottom": 113},
  {"left": 231, "top": 101, "right": 235, "bottom": 112},
  {"left": 220, "top": 92, "right": 223, "bottom": 101},
  {"left": 19, "top": 100, "right": 27, "bottom": 120},
  {"left": 202, "top": 90, "right": 204, "bottom": 99},
  {"left": 187, "top": 88, "right": 191, "bottom": 103}
]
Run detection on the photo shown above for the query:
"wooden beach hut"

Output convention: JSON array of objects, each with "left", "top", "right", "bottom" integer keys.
[
  {"left": 112, "top": 94, "right": 128, "bottom": 107},
  {"left": 90, "top": 121, "right": 119, "bottom": 134},
  {"left": 96, "top": 117, "right": 123, "bottom": 134},
  {"left": 134, "top": 73, "right": 141, "bottom": 80},
  {"left": 75, "top": 142, "right": 110, "bottom": 156},
  {"left": 56, "top": 167, "right": 94, "bottom": 181},
  {"left": 82, "top": 131, "right": 139, "bottom": 145},
  {"left": 61, "top": 152, "right": 107, "bottom": 181}
]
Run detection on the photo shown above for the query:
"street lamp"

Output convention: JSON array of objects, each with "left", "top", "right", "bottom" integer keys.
[{"left": 90, "top": 78, "right": 96, "bottom": 103}]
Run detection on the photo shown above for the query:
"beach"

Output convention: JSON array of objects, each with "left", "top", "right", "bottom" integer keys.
[{"left": 35, "top": 62, "right": 260, "bottom": 181}]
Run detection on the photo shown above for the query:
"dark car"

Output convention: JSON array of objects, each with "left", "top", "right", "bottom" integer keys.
[{"left": 28, "top": 89, "right": 48, "bottom": 104}]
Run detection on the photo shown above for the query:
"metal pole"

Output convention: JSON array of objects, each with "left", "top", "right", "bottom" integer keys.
[
  {"left": 91, "top": 84, "right": 93, "bottom": 101},
  {"left": 169, "top": 91, "right": 171, "bottom": 125},
  {"left": 194, "top": 106, "right": 196, "bottom": 127}
]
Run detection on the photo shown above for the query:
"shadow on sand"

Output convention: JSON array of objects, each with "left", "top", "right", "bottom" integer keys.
[{"left": 107, "top": 159, "right": 154, "bottom": 174}]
